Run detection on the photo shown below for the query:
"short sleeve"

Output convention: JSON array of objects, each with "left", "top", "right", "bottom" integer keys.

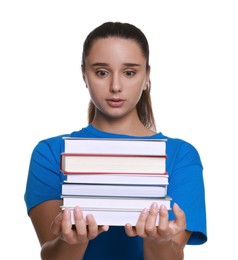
[
  {"left": 24, "top": 138, "right": 65, "bottom": 214},
  {"left": 167, "top": 141, "right": 207, "bottom": 245}
]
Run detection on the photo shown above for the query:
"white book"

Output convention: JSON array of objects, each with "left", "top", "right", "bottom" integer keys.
[
  {"left": 62, "top": 196, "right": 171, "bottom": 210},
  {"left": 66, "top": 208, "right": 160, "bottom": 226},
  {"left": 61, "top": 183, "right": 167, "bottom": 198},
  {"left": 63, "top": 137, "right": 167, "bottom": 156},
  {"left": 65, "top": 173, "right": 168, "bottom": 185}
]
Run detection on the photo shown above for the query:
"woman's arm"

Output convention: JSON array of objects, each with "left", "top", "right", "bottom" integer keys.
[
  {"left": 30, "top": 200, "right": 109, "bottom": 260},
  {"left": 143, "top": 230, "right": 191, "bottom": 260},
  {"left": 125, "top": 203, "right": 191, "bottom": 260}
]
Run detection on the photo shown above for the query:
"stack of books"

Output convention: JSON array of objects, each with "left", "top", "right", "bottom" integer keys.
[{"left": 60, "top": 137, "right": 171, "bottom": 226}]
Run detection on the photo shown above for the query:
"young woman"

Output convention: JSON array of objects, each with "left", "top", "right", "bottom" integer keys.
[{"left": 24, "top": 22, "right": 207, "bottom": 260}]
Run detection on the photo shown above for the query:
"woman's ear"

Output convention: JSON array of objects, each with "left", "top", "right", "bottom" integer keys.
[
  {"left": 144, "top": 82, "right": 149, "bottom": 91},
  {"left": 145, "top": 66, "right": 151, "bottom": 90},
  {"left": 143, "top": 70, "right": 151, "bottom": 91}
]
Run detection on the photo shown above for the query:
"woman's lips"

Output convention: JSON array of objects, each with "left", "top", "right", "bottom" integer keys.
[{"left": 106, "top": 98, "right": 125, "bottom": 107}]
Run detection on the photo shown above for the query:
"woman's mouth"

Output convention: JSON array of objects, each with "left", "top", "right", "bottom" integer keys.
[{"left": 106, "top": 98, "right": 125, "bottom": 107}]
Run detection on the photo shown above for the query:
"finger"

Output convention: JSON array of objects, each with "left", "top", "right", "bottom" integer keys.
[
  {"left": 74, "top": 207, "right": 87, "bottom": 238},
  {"left": 61, "top": 208, "right": 74, "bottom": 241},
  {"left": 135, "top": 208, "right": 150, "bottom": 237},
  {"left": 145, "top": 203, "right": 159, "bottom": 236},
  {"left": 125, "top": 223, "right": 137, "bottom": 237},
  {"left": 86, "top": 214, "right": 102, "bottom": 240},
  {"left": 172, "top": 203, "right": 186, "bottom": 231},
  {"left": 98, "top": 225, "right": 110, "bottom": 234},
  {"left": 125, "top": 208, "right": 148, "bottom": 237},
  {"left": 157, "top": 204, "right": 170, "bottom": 238},
  {"left": 51, "top": 212, "right": 63, "bottom": 236}
]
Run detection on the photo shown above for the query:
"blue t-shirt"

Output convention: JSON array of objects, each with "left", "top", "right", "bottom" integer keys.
[{"left": 24, "top": 125, "right": 207, "bottom": 259}]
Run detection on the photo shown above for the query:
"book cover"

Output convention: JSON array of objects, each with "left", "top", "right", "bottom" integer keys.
[
  {"left": 64, "top": 172, "right": 168, "bottom": 185},
  {"left": 65, "top": 208, "right": 161, "bottom": 226},
  {"left": 61, "top": 183, "right": 168, "bottom": 198},
  {"left": 62, "top": 195, "right": 171, "bottom": 210},
  {"left": 63, "top": 137, "right": 167, "bottom": 156},
  {"left": 60, "top": 153, "right": 167, "bottom": 174}
]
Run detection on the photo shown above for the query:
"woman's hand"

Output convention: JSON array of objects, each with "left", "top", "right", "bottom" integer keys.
[
  {"left": 51, "top": 206, "right": 109, "bottom": 245},
  {"left": 125, "top": 203, "right": 186, "bottom": 241}
]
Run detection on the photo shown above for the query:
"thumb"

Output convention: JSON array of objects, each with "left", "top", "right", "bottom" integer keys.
[
  {"left": 51, "top": 212, "right": 63, "bottom": 236},
  {"left": 172, "top": 203, "right": 186, "bottom": 230}
]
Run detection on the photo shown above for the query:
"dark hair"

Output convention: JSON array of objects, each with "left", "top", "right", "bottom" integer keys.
[{"left": 82, "top": 22, "right": 156, "bottom": 130}]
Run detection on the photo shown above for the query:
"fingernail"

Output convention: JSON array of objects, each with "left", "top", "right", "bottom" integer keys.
[
  {"left": 160, "top": 204, "right": 167, "bottom": 212},
  {"left": 103, "top": 225, "right": 109, "bottom": 232},
  {"left": 125, "top": 223, "right": 132, "bottom": 229},
  {"left": 173, "top": 203, "right": 181, "bottom": 210},
  {"left": 74, "top": 206, "right": 81, "bottom": 215},
  {"left": 86, "top": 214, "right": 93, "bottom": 223},
  {"left": 152, "top": 202, "right": 158, "bottom": 209},
  {"left": 64, "top": 208, "right": 69, "bottom": 214},
  {"left": 142, "top": 208, "right": 149, "bottom": 216},
  {"left": 151, "top": 202, "right": 158, "bottom": 213}
]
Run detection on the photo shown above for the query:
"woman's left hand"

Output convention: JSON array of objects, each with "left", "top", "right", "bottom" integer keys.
[{"left": 125, "top": 202, "right": 186, "bottom": 241}]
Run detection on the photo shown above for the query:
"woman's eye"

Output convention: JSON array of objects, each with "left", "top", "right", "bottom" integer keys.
[
  {"left": 124, "top": 70, "right": 135, "bottom": 77},
  {"left": 96, "top": 70, "right": 108, "bottom": 77}
]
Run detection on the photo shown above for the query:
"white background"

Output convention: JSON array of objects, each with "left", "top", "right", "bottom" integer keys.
[{"left": 1, "top": 0, "right": 237, "bottom": 259}]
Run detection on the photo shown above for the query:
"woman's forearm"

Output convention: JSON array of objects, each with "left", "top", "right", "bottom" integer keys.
[{"left": 41, "top": 237, "right": 88, "bottom": 260}]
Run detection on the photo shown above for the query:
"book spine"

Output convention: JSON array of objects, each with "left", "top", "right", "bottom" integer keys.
[
  {"left": 61, "top": 153, "right": 168, "bottom": 158},
  {"left": 61, "top": 170, "right": 168, "bottom": 175}
]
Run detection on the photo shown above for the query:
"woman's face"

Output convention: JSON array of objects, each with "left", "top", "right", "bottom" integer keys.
[{"left": 83, "top": 37, "right": 150, "bottom": 122}]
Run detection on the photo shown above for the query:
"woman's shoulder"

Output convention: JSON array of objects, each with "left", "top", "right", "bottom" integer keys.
[
  {"left": 34, "top": 134, "right": 69, "bottom": 152},
  {"left": 32, "top": 126, "right": 91, "bottom": 154},
  {"left": 158, "top": 132, "right": 198, "bottom": 152},
  {"left": 158, "top": 132, "right": 202, "bottom": 168},
  {"left": 35, "top": 127, "right": 89, "bottom": 148}
]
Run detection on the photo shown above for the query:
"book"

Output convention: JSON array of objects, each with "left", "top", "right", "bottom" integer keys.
[
  {"left": 64, "top": 207, "right": 161, "bottom": 226},
  {"left": 61, "top": 195, "right": 172, "bottom": 210},
  {"left": 60, "top": 153, "right": 167, "bottom": 174},
  {"left": 63, "top": 137, "right": 167, "bottom": 156},
  {"left": 64, "top": 172, "right": 168, "bottom": 185},
  {"left": 61, "top": 183, "right": 167, "bottom": 198}
]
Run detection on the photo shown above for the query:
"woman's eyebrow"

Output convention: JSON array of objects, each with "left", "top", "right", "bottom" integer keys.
[
  {"left": 91, "top": 62, "right": 109, "bottom": 67},
  {"left": 123, "top": 63, "right": 141, "bottom": 67},
  {"left": 91, "top": 62, "right": 141, "bottom": 67}
]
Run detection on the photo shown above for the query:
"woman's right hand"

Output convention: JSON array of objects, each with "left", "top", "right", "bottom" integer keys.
[{"left": 51, "top": 206, "right": 109, "bottom": 245}]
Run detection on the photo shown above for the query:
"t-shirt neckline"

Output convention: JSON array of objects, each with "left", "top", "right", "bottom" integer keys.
[{"left": 84, "top": 124, "right": 164, "bottom": 139}]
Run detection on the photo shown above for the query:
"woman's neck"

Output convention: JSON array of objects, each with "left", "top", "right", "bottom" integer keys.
[{"left": 91, "top": 116, "right": 156, "bottom": 137}]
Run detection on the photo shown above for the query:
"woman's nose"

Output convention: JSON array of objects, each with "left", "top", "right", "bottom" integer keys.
[{"left": 110, "top": 74, "right": 122, "bottom": 93}]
